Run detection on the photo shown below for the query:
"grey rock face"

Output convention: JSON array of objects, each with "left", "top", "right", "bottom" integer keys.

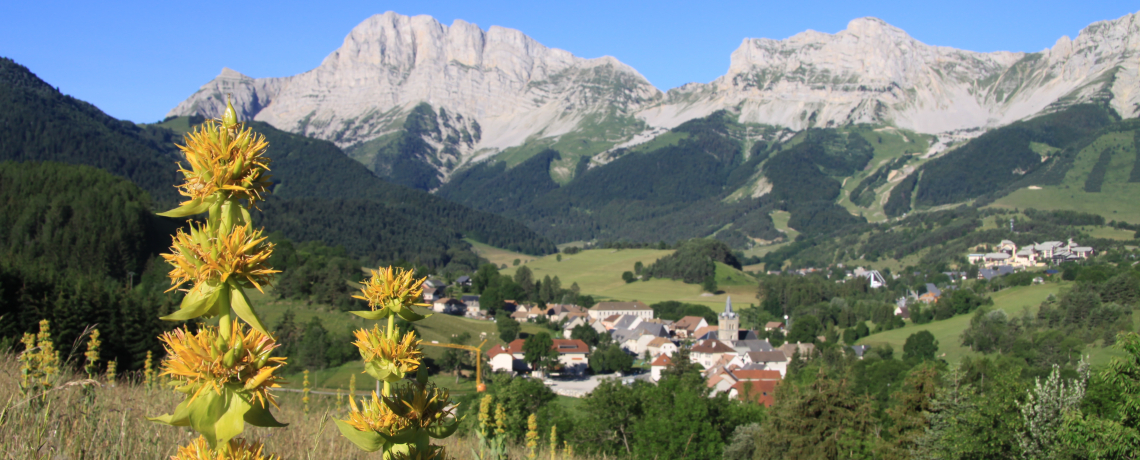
[{"left": 169, "top": 10, "right": 1140, "bottom": 168}]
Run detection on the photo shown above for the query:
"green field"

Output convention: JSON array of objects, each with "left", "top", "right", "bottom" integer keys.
[
  {"left": 856, "top": 282, "right": 1133, "bottom": 366},
  {"left": 501, "top": 248, "right": 758, "bottom": 312},
  {"left": 989, "top": 130, "right": 1140, "bottom": 225},
  {"left": 467, "top": 239, "right": 538, "bottom": 267},
  {"left": 768, "top": 210, "right": 799, "bottom": 240}
]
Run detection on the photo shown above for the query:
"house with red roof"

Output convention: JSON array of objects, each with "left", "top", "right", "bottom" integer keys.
[
  {"left": 649, "top": 353, "right": 672, "bottom": 382},
  {"left": 690, "top": 339, "right": 736, "bottom": 369},
  {"left": 487, "top": 338, "right": 591, "bottom": 375}
]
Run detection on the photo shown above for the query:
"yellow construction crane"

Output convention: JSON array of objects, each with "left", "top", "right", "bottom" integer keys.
[{"left": 421, "top": 339, "right": 488, "bottom": 392}]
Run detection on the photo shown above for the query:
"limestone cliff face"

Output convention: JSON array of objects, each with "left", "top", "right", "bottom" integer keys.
[
  {"left": 170, "top": 10, "right": 1140, "bottom": 171},
  {"left": 644, "top": 13, "right": 1140, "bottom": 134},
  {"left": 168, "top": 11, "right": 659, "bottom": 159}
]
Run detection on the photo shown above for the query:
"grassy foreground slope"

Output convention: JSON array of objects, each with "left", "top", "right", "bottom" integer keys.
[
  {"left": 856, "top": 282, "right": 1134, "bottom": 366},
  {"left": 502, "top": 248, "right": 758, "bottom": 312}
]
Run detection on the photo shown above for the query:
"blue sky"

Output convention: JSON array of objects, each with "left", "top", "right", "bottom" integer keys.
[{"left": 2, "top": 1, "right": 1136, "bottom": 123}]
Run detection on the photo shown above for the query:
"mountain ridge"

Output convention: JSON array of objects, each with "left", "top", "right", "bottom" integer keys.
[{"left": 170, "top": 10, "right": 1140, "bottom": 177}]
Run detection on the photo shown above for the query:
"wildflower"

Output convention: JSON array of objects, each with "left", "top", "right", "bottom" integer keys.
[
  {"left": 84, "top": 328, "right": 101, "bottom": 379},
  {"left": 526, "top": 413, "right": 538, "bottom": 459},
  {"left": 19, "top": 320, "right": 59, "bottom": 396},
  {"left": 160, "top": 101, "right": 272, "bottom": 219},
  {"left": 352, "top": 325, "right": 423, "bottom": 382},
  {"left": 171, "top": 435, "right": 279, "bottom": 460},
  {"left": 156, "top": 320, "right": 285, "bottom": 408},
  {"left": 336, "top": 372, "right": 459, "bottom": 453},
  {"left": 151, "top": 321, "right": 287, "bottom": 446},
  {"left": 161, "top": 222, "right": 278, "bottom": 331},
  {"left": 144, "top": 350, "right": 155, "bottom": 388},
  {"left": 106, "top": 359, "right": 117, "bottom": 384},
  {"left": 302, "top": 370, "right": 311, "bottom": 415},
  {"left": 351, "top": 267, "right": 430, "bottom": 321}
]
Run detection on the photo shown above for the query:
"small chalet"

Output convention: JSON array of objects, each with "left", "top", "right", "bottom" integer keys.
[
  {"left": 650, "top": 353, "right": 672, "bottom": 382},
  {"left": 690, "top": 339, "right": 737, "bottom": 369},
  {"left": 421, "top": 279, "right": 446, "bottom": 301},
  {"left": 487, "top": 338, "right": 592, "bottom": 375},
  {"left": 431, "top": 297, "right": 466, "bottom": 315},
  {"left": 646, "top": 337, "right": 678, "bottom": 358},
  {"left": 454, "top": 275, "right": 472, "bottom": 286},
  {"left": 461, "top": 295, "right": 481, "bottom": 317},
  {"left": 763, "top": 321, "right": 785, "bottom": 332},
  {"left": 672, "top": 316, "right": 709, "bottom": 339},
  {"left": 732, "top": 351, "right": 789, "bottom": 377}
]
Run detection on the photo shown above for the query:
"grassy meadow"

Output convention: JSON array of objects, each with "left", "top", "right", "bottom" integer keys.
[
  {"left": 856, "top": 281, "right": 1136, "bottom": 366},
  {"left": 989, "top": 129, "right": 1140, "bottom": 225},
  {"left": 500, "top": 248, "right": 759, "bottom": 312},
  {"left": 0, "top": 354, "right": 589, "bottom": 460}
]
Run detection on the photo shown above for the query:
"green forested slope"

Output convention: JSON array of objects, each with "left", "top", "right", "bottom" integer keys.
[
  {"left": 0, "top": 57, "right": 555, "bottom": 267},
  {"left": 0, "top": 161, "right": 182, "bottom": 371}
]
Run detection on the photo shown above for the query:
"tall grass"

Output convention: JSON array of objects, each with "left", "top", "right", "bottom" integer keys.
[{"left": 0, "top": 354, "right": 591, "bottom": 459}]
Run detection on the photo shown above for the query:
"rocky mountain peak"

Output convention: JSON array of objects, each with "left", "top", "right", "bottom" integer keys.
[{"left": 169, "top": 10, "right": 1140, "bottom": 185}]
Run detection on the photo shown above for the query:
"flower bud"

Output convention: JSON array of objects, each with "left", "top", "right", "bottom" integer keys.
[{"left": 223, "top": 99, "right": 238, "bottom": 128}]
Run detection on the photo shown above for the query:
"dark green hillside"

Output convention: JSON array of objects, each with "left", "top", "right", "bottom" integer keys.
[
  {"left": 0, "top": 161, "right": 182, "bottom": 371},
  {"left": 437, "top": 111, "right": 807, "bottom": 246},
  {"left": 0, "top": 56, "right": 554, "bottom": 267},
  {"left": 436, "top": 149, "right": 562, "bottom": 214},
  {"left": 0, "top": 57, "right": 183, "bottom": 206},
  {"left": 0, "top": 161, "right": 172, "bottom": 280},
  {"left": 913, "top": 105, "right": 1116, "bottom": 207},
  {"left": 240, "top": 120, "right": 556, "bottom": 257}
]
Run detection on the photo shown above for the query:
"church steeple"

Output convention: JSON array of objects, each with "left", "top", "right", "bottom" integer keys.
[{"left": 718, "top": 296, "right": 739, "bottom": 342}]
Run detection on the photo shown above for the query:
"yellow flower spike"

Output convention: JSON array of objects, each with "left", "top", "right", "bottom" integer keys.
[
  {"left": 382, "top": 380, "right": 459, "bottom": 436},
  {"left": 161, "top": 223, "right": 279, "bottom": 332},
  {"left": 171, "top": 435, "right": 280, "bottom": 460},
  {"left": 350, "top": 267, "right": 431, "bottom": 321},
  {"left": 157, "top": 321, "right": 285, "bottom": 409},
  {"left": 164, "top": 223, "right": 278, "bottom": 295},
  {"left": 161, "top": 115, "right": 273, "bottom": 218},
  {"left": 352, "top": 325, "right": 423, "bottom": 382}
]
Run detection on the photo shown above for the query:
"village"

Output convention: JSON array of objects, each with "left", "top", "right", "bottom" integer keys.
[
  {"left": 409, "top": 235, "right": 1099, "bottom": 406},
  {"left": 419, "top": 273, "right": 821, "bottom": 406}
]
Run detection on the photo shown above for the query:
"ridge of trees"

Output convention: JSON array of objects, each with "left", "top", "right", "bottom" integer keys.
[{"left": 0, "top": 57, "right": 555, "bottom": 267}]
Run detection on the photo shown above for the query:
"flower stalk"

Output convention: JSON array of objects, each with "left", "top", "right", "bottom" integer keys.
[{"left": 151, "top": 100, "right": 286, "bottom": 455}]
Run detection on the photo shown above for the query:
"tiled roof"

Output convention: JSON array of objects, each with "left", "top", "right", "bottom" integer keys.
[
  {"left": 504, "top": 338, "right": 589, "bottom": 355},
  {"left": 693, "top": 325, "right": 718, "bottom": 339},
  {"left": 731, "top": 380, "right": 778, "bottom": 407},
  {"left": 674, "top": 316, "right": 705, "bottom": 331},
  {"left": 691, "top": 339, "right": 735, "bottom": 354},
  {"left": 650, "top": 354, "right": 672, "bottom": 366},
  {"left": 746, "top": 351, "right": 787, "bottom": 363},
  {"left": 730, "top": 369, "right": 782, "bottom": 381},
  {"left": 487, "top": 344, "right": 511, "bottom": 359}
]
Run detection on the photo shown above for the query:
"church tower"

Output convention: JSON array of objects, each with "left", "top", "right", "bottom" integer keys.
[{"left": 718, "top": 296, "right": 739, "bottom": 343}]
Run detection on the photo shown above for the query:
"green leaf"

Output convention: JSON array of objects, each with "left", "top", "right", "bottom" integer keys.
[
  {"left": 214, "top": 387, "right": 251, "bottom": 444},
  {"left": 334, "top": 418, "right": 388, "bottom": 452},
  {"left": 229, "top": 283, "right": 268, "bottom": 335},
  {"left": 427, "top": 420, "right": 460, "bottom": 439},
  {"left": 244, "top": 401, "right": 287, "bottom": 428},
  {"left": 161, "top": 283, "right": 222, "bottom": 322},
  {"left": 363, "top": 359, "right": 401, "bottom": 383},
  {"left": 157, "top": 198, "right": 212, "bottom": 218},
  {"left": 186, "top": 388, "right": 226, "bottom": 446},
  {"left": 396, "top": 306, "right": 430, "bottom": 322},
  {"left": 147, "top": 399, "right": 192, "bottom": 426},
  {"left": 350, "top": 309, "right": 391, "bottom": 321}
]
